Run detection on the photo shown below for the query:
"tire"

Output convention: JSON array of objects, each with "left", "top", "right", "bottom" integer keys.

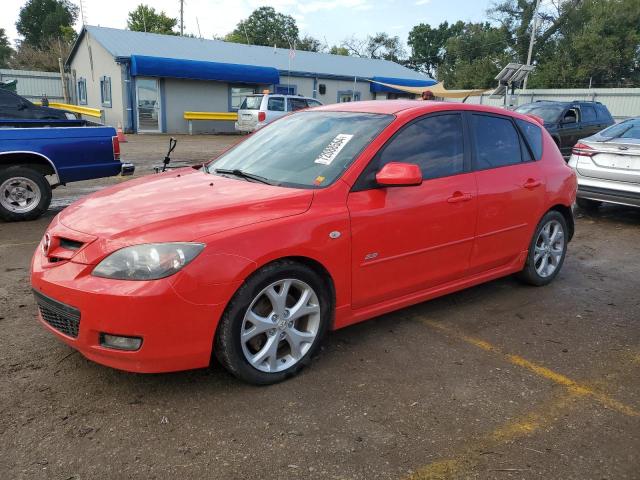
[
  {"left": 0, "top": 166, "right": 52, "bottom": 222},
  {"left": 517, "top": 210, "right": 568, "bottom": 286},
  {"left": 214, "top": 260, "right": 331, "bottom": 385},
  {"left": 576, "top": 198, "right": 602, "bottom": 211}
]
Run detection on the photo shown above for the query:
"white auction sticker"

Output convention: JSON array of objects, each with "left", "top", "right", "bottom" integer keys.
[{"left": 314, "top": 134, "right": 354, "bottom": 165}]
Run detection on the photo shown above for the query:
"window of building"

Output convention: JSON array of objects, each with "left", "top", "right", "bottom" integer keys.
[
  {"left": 471, "top": 114, "right": 523, "bottom": 170},
  {"left": 516, "top": 119, "right": 543, "bottom": 160},
  {"left": 379, "top": 114, "right": 465, "bottom": 180},
  {"left": 338, "top": 90, "right": 360, "bottom": 103},
  {"left": 77, "top": 78, "right": 87, "bottom": 105},
  {"left": 275, "top": 84, "right": 297, "bottom": 95},
  {"left": 230, "top": 86, "right": 255, "bottom": 111},
  {"left": 100, "top": 76, "right": 111, "bottom": 107}
]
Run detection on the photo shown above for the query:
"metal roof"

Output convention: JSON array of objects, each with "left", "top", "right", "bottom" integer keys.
[{"left": 73, "top": 26, "right": 431, "bottom": 81}]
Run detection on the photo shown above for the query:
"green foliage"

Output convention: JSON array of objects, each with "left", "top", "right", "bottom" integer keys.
[
  {"left": 297, "top": 35, "right": 323, "bottom": 52},
  {"left": 0, "top": 29, "right": 13, "bottom": 68},
  {"left": 329, "top": 45, "right": 349, "bottom": 56},
  {"left": 407, "top": 21, "right": 464, "bottom": 76},
  {"left": 438, "top": 22, "right": 513, "bottom": 88},
  {"left": 226, "top": 7, "right": 298, "bottom": 48},
  {"left": 127, "top": 4, "right": 178, "bottom": 35},
  {"left": 16, "top": 0, "right": 78, "bottom": 47},
  {"left": 528, "top": 0, "right": 640, "bottom": 87}
]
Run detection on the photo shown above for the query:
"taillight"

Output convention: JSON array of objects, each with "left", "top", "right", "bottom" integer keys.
[
  {"left": 258, "top": 111, "right": 266, "bottom": 122},
  {"left": 572, "top": 142, "right": 595, "bottom": 157},
  {"left": 112, "top": 136, "right": 121, "bottom": 160}
]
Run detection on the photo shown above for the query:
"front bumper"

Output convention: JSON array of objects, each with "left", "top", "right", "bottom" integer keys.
[{"left": 31, "top": 246, "right": 227, "bottom": 373}]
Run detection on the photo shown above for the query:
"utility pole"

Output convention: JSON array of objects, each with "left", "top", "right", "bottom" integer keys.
[
  {"left": 180, "top": 0, "right": 184, "bottom": 36},
  {"left": 523, "top": 0, "right": 541, "bottom": 91}
]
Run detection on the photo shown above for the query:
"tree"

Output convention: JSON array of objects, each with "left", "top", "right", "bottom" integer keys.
[
  {"left": 528, "top": 0, "right": 640, "bottom": 87},
  {"left": 438, "top": 22, "right": 514, "bottom": 88},
  {"left": 225, "top": 7, "right": 298, "bottom": 48},
  {"left": 407, "top": 21, "right": 464, "bottom": 77},
  {"left": 297, "top": 35, "right": 323, "bottom": 52},
  {"left": 16, "top": 0, "right": 78, "bottom": 47},
  {"left": 340, "top": 33, "right": 407, "bottom": 62},
  {"left": 329, "top": 45, "right": 350, "bottom": 56},
  {"left": 10, "top": 37, "right": 71, "bottom": 71},
  {"left": 0, "top": 29, "right": 13, "bottom": 68},
  {"left": 127, "top": 4, "right": 178, "bottom": 35}
]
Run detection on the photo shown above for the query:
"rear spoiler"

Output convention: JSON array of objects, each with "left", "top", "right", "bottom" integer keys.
[{"left": 525, "top": 114, "right": 545, "bottom": 126}]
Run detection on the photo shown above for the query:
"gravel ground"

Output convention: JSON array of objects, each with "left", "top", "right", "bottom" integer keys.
[{"left": 0, "top": 134, "right": 638, "bottom": 479}]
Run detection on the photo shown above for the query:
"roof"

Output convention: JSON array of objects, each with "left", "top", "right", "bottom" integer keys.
[{"left": 70, "top": 26, "right": 431, "bottom": 81}]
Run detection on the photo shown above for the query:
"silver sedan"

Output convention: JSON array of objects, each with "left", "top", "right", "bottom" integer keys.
[{"left": 568, "top": 118, "right": 640, "bottom": 209}]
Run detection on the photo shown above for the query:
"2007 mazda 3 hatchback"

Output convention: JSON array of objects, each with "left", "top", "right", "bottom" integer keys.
[{"left": 31, "top": 101, "right": 577, "bottom": 384}]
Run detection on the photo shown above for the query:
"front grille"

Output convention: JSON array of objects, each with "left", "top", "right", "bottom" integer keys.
[{"left": 33, "top": 290, "right": 81, "bottom": 338}]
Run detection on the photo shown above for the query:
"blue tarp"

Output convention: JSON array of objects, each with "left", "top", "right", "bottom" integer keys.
[
  {"left": 369, "top": 76, "right": 437, "bottom": 94},
  {"left": 129, "top": 55, "right": 280, "bottom": 84}
]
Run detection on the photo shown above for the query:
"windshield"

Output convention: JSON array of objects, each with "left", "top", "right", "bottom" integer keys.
[
  {"left": 594, "top": 119, "right": 640, "bottom": 140},
  {"left": 208, "top": 111, "right": 393, "bottom": 188},
  {"left": 515, "top": 104, "right": 565, "bottom": 123},
  {"left": 240, "top": 96, "right": 263, "bottom": 110}
]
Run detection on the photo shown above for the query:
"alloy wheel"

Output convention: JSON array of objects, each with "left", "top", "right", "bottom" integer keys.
[
  {"left": 240, "top": 279, "right": 321, "bottom": 373},
  {"left": 0, "top": 177, "right": 41, "bottom": 214},
  {"left": 534, "top": 219, "right": 565, "bottom": 278}
]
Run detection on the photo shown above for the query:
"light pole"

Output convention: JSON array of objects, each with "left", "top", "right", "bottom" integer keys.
[{"left": 523, "top": 0, "right": 541, "bottom": 91}]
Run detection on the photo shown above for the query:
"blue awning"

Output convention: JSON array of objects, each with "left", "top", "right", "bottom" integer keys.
[
  {"left": 129, "top": 55, "right": 280, "bottom": 84},
  {"left": 369, "top": 76, "right": 437, "bottom": 94}
]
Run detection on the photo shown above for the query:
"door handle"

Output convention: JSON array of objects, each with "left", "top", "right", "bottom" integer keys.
[
  {"left": 523, "top": 179, "right": 542, "bottom": 189},
  {"left": 447, "top": 192, "right": 474, "bottom": 203}
]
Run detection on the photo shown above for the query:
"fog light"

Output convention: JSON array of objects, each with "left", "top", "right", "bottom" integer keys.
[{"left": 100, "top": 333, "right": 142, "bottom": 351}]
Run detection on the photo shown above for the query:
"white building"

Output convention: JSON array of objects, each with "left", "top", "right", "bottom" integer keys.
[{"left": 66, "top": 26, "right": 435, "bottom": 133}]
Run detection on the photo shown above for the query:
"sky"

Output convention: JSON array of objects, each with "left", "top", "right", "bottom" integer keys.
[{"left": 2, "top": 0, "right": 493, "bottom": 49}]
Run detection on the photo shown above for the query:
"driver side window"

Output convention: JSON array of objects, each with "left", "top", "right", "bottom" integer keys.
[{"left": 563, "top": 108, "right": 579, "bottom": 123}]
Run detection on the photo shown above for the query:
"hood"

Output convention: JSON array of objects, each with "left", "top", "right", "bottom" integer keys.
[{"left": 59, "top": 168, "right": 313, "bottom": 244}]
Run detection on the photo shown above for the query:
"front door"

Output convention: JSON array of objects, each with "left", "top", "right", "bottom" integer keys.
[
  {"left": 347, "top": 113, "right": 477, "bottom": 309},
  {"left": 467, "top": 112, "right": 545, "bottom": 275},
  {"left": 136, "top": 78, "right": 161, "bottom": 133}
]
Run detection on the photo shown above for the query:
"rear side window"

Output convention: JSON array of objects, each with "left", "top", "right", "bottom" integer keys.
[
  {"left": 267, "top": 97, "right": 285, "bottom": 112},
  {"left": 471, "top": 114, "right": 523, "bottom": 169},
  {"left": 516, "top": 119, "right": 543, "bottom": 160},
  {"left": 287, "top": 98, "right": 308, "bottom": 111},
  {"left": 240, "top": 96, "right": 263, "bottom": 110},
  {"left": 378, "top": 113, "right": 465, "bottom": 180},
  {"left": 596, "top": 104, "right": 613, "bottom": 121},
  {"left": 582, "top": 106, "right": 597, "bottom": 122}
]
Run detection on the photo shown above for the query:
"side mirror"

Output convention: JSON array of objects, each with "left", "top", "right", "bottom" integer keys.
[{"left": 376, "top": 162, "right": 422, "bottom": 187}]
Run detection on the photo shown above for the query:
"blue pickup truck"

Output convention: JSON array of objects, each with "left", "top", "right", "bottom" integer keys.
[{"left": 0, "top": 119, "right": 134, "bottom": 221}]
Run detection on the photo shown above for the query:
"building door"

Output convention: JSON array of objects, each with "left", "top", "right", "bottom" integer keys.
[{"left": 136, "top": 78, "right": 161, "bottom": 133}]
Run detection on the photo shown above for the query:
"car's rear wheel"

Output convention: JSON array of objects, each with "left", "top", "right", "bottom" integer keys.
[
  {"left": 518, "top": 211, "right": 568, "bottom": 286},
  {"left": 576, "top": 198, "right": 602, "bottom": 211},
  {"left": 214, "top": 260, "right": 330, "bottom": 385},
  {"left": 0, "top": 166, "right": 52, "bottom": 222}
]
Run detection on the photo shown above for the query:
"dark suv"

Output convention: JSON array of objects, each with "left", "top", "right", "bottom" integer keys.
[
  {"left": 0, "top": 88, "right": 73, "bottom": 120},
  {"left": 515, "top": 101, "right": 614, "bottom": 157}
]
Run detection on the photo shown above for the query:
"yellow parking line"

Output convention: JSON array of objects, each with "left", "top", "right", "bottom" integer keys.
[
  {"left": 407, "top": 392, "right": 579, "bottom": 480},
  {"left": 422, "top": 320, "right": 639, "bottom": 418}
]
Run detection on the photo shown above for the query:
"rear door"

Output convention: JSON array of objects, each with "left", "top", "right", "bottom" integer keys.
[
  {"left": 236, "top": 95, "right": 263, "bottom": 129},
  {"left": 468, "top": 112, "right": 546, "bottom": 275},
  {"left": 348, "top": 112, "right": 477, "bottom": 308},
  {"left": 579, "top": 104, "right": 601, "bottom": 137}
]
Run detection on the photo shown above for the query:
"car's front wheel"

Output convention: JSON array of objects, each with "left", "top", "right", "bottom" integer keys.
[
  {"left": 518, "top": 210, "right": 568, "bottom": 286},
  {"left": 215, "top": 260, "right": 331, "bottom": 384}
]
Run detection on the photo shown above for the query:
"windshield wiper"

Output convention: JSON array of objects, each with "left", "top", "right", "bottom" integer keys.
[{"left": 213, "top": 168, "right": 274, "bottom": 185}]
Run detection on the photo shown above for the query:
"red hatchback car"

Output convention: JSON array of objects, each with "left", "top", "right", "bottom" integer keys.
[{"left": 31, "top": 101, "right": 577, "bottom": 384}]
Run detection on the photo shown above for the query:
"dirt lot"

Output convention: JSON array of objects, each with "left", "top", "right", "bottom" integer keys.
[{"left": 1, "top": 134, "right": 639, "bottom": 479}]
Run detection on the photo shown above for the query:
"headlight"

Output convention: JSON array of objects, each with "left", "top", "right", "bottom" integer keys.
[
  {"left": 92, "top": 243, "right": 205, "bottom": 280},
  {"left": 64, "top": 112, "right": 77, "bottom": 120}
]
